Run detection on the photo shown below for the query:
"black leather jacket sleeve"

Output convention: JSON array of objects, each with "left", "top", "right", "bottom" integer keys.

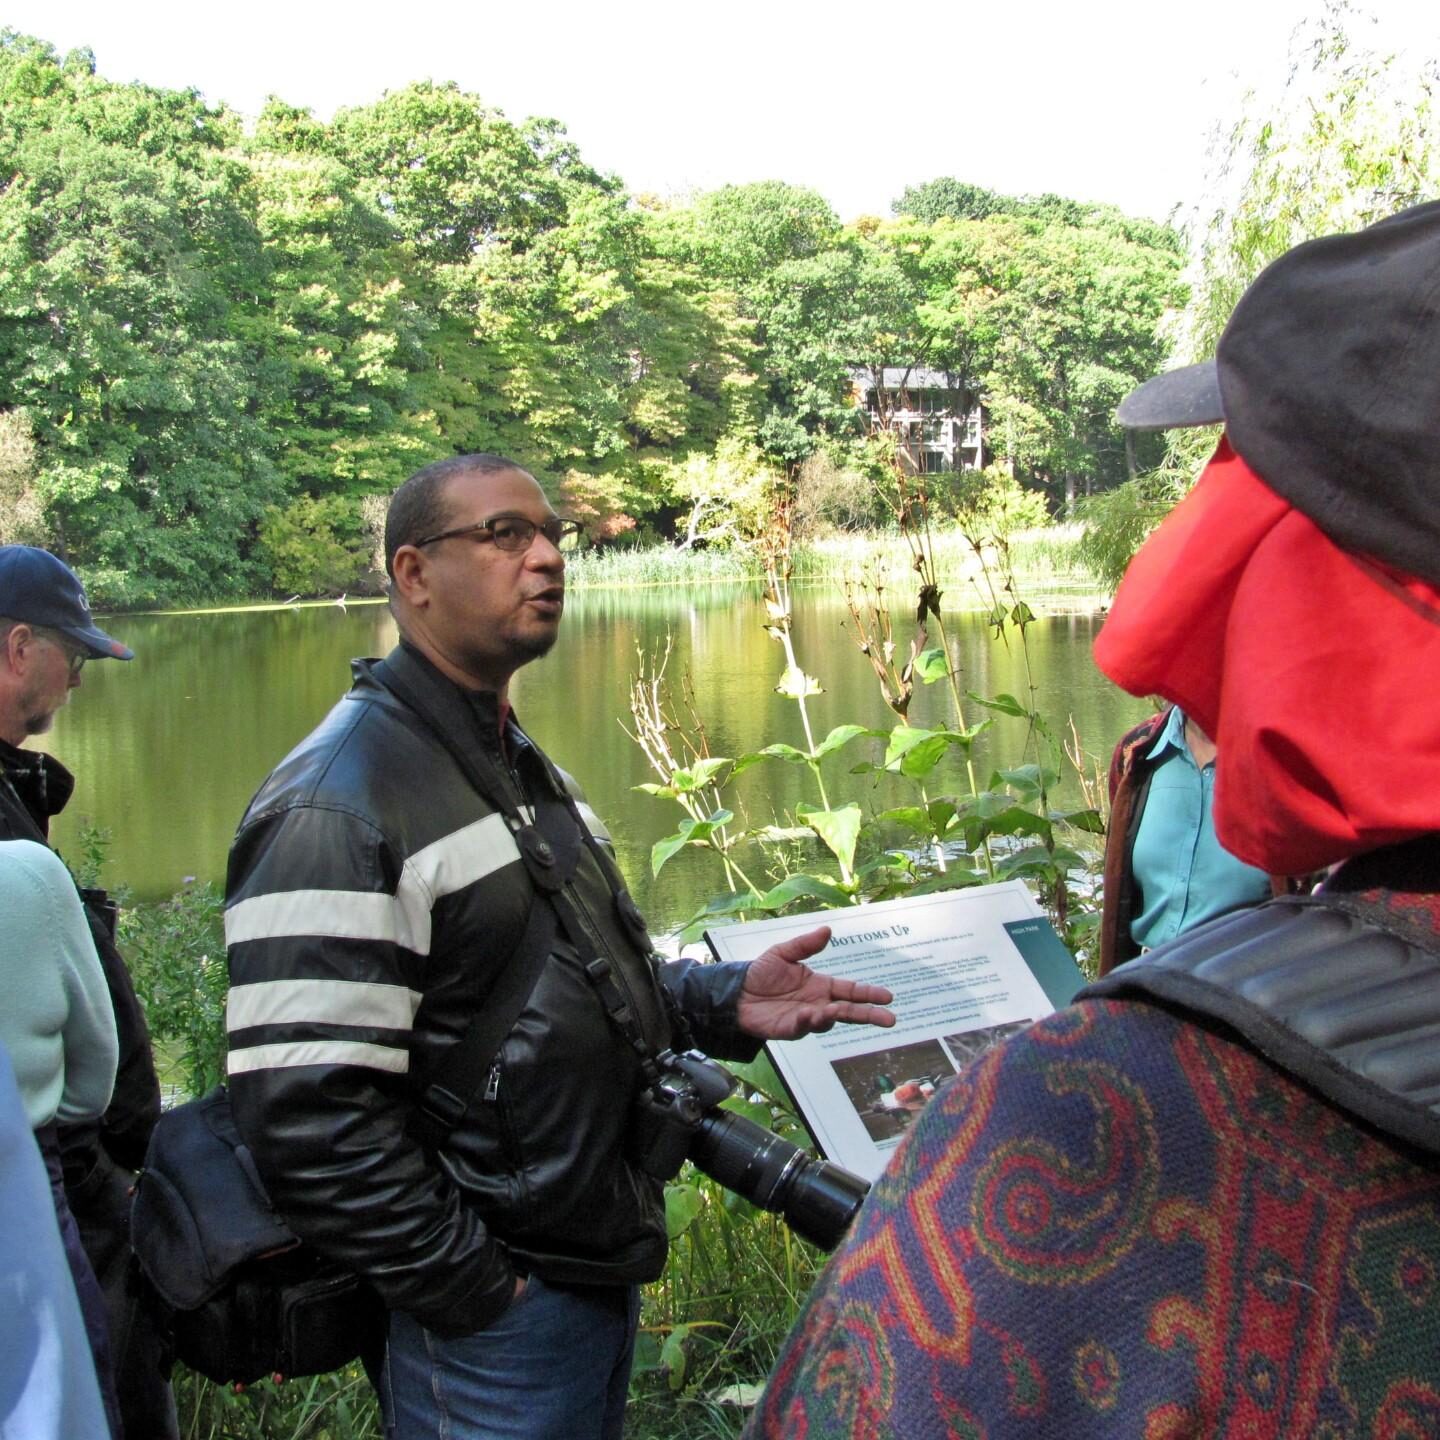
[
  {"left": 660, "top": 958, "right": 763, "bottom": 1062},
  {"left": 226, "top": 802, "right": 518, "bottom": 1337}
]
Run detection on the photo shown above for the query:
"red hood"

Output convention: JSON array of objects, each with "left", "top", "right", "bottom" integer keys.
[{"left": 1094, "top": 438, "right": 1440, "bottom": 875}]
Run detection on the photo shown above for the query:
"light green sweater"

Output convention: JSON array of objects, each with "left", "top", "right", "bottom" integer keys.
[{"left": 0, "top": 839, "right": 117, "bottom": 1130}]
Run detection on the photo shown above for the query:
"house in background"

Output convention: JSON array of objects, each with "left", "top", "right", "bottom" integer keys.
[{"left": 851, "top": 366, "right": 987, "bottom": 474}]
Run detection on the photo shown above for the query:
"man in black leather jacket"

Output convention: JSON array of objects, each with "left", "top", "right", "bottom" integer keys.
[{"left": 225, "top": 453, "right": 895, "bottom": 1440}]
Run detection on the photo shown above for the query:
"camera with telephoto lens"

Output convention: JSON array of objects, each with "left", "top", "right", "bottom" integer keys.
[{"left": 630, "top": 1049, "right": 871, "bottom": 1253}]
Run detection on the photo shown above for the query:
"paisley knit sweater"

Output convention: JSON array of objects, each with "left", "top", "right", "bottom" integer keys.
[{"left": 745, "top": 842, "right": 1440, "bottom": 1438}]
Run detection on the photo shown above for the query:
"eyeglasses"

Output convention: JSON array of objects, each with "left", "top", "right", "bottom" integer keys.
[
  {"left": 34, "top": 628, "right": 87, "bottom": 677},
  {"left": 413, "top": 514, "right": 586, "bottom": 554}
]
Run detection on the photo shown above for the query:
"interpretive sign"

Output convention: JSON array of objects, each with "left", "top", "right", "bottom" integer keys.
[{"left": 704, "top": 882, "right": 1085, "bottom": 1180}]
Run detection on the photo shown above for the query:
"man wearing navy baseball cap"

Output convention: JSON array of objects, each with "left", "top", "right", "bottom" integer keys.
[
  {"left": 0, "top": 545, "right": 132, "bottom": 740},
  {"left": 0, "top": 546, "right": 176, "bottom": 1439}
]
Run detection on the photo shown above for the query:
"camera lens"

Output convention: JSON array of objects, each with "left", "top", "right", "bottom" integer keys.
[{"left": 688, "top": 1109, "right": 870, "bottom": 1252}]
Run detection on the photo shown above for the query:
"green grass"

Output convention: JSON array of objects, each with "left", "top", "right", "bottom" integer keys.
[
  {"left": 565, "top": 543, "right": 756, "bottom": 588},
  {"left": 564, "top": 524, "right": 1102, "bottom": 609}
]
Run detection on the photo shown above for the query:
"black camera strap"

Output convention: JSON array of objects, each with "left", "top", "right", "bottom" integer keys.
[{"left": 372, "top": 647, "right": 670, "bottom": 1143}]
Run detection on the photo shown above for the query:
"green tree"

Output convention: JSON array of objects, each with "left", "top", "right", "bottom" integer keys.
[
  {"left": 0, "top": 408, "right": 45, "bottom": 545},
  {"left": 980, "top": 216, "right": 1184, "bottom": 509},
  {"left": 0, "top": 33, "right": 283, "bottom": 604},
  {"left": 860, "top": 212, "right": 1182, "bottom": 508},
  {"left": 652, "top": 184, "right": 851, "bottom": 465},
  {"left": 246, "top": 101, "right": 436, "bottom": 501},
  {"left": 257, "top": 494, "right": 375, "bottom": 596},
  {"left": 327, "top": 83, "right": 750, "bottom": 537},
  {"left": 895, "top": 176, "right": 1180, "bottom": 251}
]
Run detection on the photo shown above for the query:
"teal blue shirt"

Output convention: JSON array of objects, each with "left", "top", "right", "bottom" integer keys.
[{"left": 1130, "top": 708, "right": 1271, "bottom": 950}]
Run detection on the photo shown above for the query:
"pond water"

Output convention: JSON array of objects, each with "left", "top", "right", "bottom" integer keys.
[{"left": 41, "top": 584, "right": 1152, "bottom": 935}]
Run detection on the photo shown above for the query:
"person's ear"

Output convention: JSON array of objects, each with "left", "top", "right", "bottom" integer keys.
[
  {"left": 390, "top": 546, "right": 429, "bottom": 610},
  {"left": 2, "top": 622, "right": 35, "bottom": 675}
]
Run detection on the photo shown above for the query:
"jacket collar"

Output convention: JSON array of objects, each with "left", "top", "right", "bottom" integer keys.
[
  {"left": 355, "top": 643, "right": 549, "bottom": 818},
  {"left": 0, "top": 736, "right": 75, "bottom": 839}
]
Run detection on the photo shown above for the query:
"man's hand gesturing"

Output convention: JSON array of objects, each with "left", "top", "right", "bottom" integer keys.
[{"left": 736, "top": 926, "right": 896, "bottom": 1041}]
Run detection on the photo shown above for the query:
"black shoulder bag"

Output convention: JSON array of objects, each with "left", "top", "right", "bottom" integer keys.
[{"left": 131, "top": 872, "right": 568, "bottom": 1387}]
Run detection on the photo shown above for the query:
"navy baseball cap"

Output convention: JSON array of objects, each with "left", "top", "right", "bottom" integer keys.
[{"left": 0, "top": 547, "right": 133, "bottom": 660}]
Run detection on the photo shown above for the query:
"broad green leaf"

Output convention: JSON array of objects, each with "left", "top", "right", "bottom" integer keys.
[
  {"left": 651, "top": 831, "right": 690, "bottom": 877},
  {"left": 899, "top": 736, "right": 953, "bottom": 778},
  {"left": 759, "top": 742, "right": 811, "bottom": 763},
  {"left": 993, "top": 765, "right": 1043, "bottom": 800},
  {"left": 874, "top": 805, "right": 932, "bottom": 836},
  {"left": 997, "top": 844, "right": 1056, "bottom": 879},
  {"left": 957, "top": 789, "right": 1019, "bottom": 820},
  {"left": 797, "top": 802, "right": 863, "bottom": 873},
  {"left": 672, "top": 759, "right": 733, "bottom": 792},
  {"left": 632, "top": 1331, "right": 662, "bottom": 1373},
  {"left": 913, "top": 646, "right": 951, "bottom": 683},
  {"left": 908, "top": 867, "right": 989, "bottom": 895},
  {"left": 978, "top": 805, "right": 1052, "bottom": 841},
  {"left": 634, "top": 782, "right": 676, "bottom": 798},
  {"left": 649, "top": 815, "right": 729, "bottom": 876},
  {"left": 688, "top": 757, "right": 733, "bottom": 788},
  {"left": 815, "top": 724, "right": 876, "bottom": 758},
  {"left": 664, "top": 1183, "right": 704, "bottom": 1240},
  {"left": 699, "top": 891, "right": 763, "bottom": 917},
  {"left": 697, "top": 809, "right": 734, "bottom": 830},
  {"left": 994, "top": 764, "right": 1058, "bottom": 800},
  {"left": 760, "top": 873, "right": 853, "bottom": 909},
  {"left": 728, "top": 751, "right": 769, "bottom": 778},
  {"left": 883, "top": 725, "right": 953, "bottom": 779},
  {"left": 682, "top": 892, "right": 766, "bottom": 942},
  {"left": 928, "top": 799, "right": 960, "bottom": 833},
  {"left": 659, "top": 1326, "right": 690, "bottom": 1389},
  {"left": 883, "top": 725, "right": 939, "bottom": 766},
  {"left": 856, "top": 851, "right": 914, "bottom": 881},
  {"left": 968, "top": 691, "right": 1029, "bottom": 718},
  {"left": 719, "top": 1095, "right": 773, "bottom": 1129},
  {"left": 958, "top": 791, "right": 1030, "bottom": 850},
  {"left": 1059, "top": 807, "right": 1106, "bottom": 834}
]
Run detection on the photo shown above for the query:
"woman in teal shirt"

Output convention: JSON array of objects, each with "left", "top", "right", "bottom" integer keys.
[{"left": 1099, "top": 706, "right": 1276, "bottom": 971}]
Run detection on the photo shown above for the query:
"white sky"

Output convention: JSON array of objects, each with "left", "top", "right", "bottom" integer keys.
[{"left": 4, "top": 0, "right": 1437, "bottom": 223}]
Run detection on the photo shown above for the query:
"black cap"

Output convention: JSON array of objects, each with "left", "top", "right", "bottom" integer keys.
[
  {"left": 1115, "top": 200, "right": 1440, "bottom": 587},
  {"left": 0, "top": 547, "right": 133, "bottom": 660}
]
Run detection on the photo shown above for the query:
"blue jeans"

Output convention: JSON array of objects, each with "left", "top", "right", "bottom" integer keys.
[{"left": 381, "top": 1276, "right": 641, "bottom": 1440}]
